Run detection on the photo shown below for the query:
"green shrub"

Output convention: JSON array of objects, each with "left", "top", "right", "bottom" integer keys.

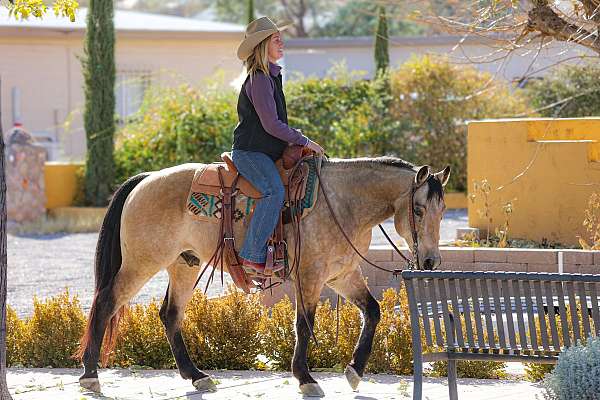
[
  {"left": 543, "top": 337, "right": 600, "bottom": 400},
  {"left": 114, "top": 84, "right": 237, "bottom": 184},
  {"left": 112, "top": 301, "right": 174, "bottom": 369},
  {"left": 260, "top": 286, "right": 416, "bottom": 374},
  {"left": 286, "top": 73, "right": 405, "bottom": 158},
  {"left": 309, "top": 299, "right": 343, "bottom": 369},
  {"left": 370, "top": 287, "right": 415, "bottom": 374},
  {"left": 390, "top": 55, "right": 529, "bottom": 191},
  {"left": 524, "top": 62, "right": 600, "bottom": 118},
  {"left": 25, "top": 290, "right": 86, "bottom": 367},
  {"left": 113, "top": 61, "right": 527, "bottom": 191},
  {"left": 337, "top": 286, "right": 416, "bottom": 374},
  {"left": 260, "top": 295, "right": 296, "bottom": 371},
  {"left": 6, "top": 305, "right": 25, "bottom": 367},
  {"left": 183, "top": 287, "right": 263, "bottom": 370},
  {"left": 430, "top": 360, "right": 507, "bottom": 380},
  {"left": 525, "top": 363, "right": 554, "bottom": 382}
]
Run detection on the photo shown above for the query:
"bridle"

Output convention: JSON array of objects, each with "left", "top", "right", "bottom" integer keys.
[{"left": 313, "top": 157, "right": 426, "bottom": 274}]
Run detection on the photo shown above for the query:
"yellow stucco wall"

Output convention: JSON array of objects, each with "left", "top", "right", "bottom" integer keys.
[
  {"left": 467, "top": 118, "right": 600, "bottom": 246},
  {"left": 445, "top": 192, "right": 468, "bottom": 209},
  {"left": 44, "top": 162, "right": 83, "bottom": 209}
]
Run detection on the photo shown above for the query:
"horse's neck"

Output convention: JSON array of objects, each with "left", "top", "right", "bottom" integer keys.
[{"left": 323, "top": 160, "right": 414, "bottom": 232}]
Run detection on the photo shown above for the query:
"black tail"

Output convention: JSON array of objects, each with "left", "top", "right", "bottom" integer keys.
[{"left": 76, "top": 172, "right": 150, "bottom": 363}]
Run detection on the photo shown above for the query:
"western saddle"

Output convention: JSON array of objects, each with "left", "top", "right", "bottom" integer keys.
[{"left": 188, "top": 145, "right": 315, "bottom": 293}]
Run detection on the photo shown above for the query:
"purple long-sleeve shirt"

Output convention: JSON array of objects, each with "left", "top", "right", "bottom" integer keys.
[{"left": 244, "top": 63, "right": 309, "bottom": 146}]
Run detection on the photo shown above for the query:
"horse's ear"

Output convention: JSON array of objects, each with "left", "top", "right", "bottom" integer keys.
[
  {"left": 415, "top": 165, "right": 430, "bottom": 186},
  {"left": 435, "top": 166, "right": 451, "bottom": 187}
]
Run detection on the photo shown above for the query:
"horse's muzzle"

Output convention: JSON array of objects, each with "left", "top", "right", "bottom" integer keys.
[{"left": 423, "top": 256, "right": 440, "bottom": 270}]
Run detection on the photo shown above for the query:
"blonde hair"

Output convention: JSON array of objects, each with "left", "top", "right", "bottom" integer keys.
[{"left": 244, "top": 35, "right": 271, "bottom": 78}]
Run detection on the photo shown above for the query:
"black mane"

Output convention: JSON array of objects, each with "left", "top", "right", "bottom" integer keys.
[
  {"left": 372, "top": 156, "right": 415, "bottom": 171},
  {"left": 374, "top": 156, "right": 444, "bottom": 201}
]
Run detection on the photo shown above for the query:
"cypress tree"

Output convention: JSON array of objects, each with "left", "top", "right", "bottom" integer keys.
[
  {"left": 83, "top": 0, "right": 115, "bottom": 206},
  {"left": 374, "top": 5, "right": 390, "bottom": 77},
  {"left": 248, "top": 0, "right": 254, "bottom": 24}
]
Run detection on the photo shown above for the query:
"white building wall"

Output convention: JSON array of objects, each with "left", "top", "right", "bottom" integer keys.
[
  {"left": 284, "top": 36, "right": 594, "bottom": 82},
  {"left": 0, "top": 32, "right": 242, "bottom": 160}
]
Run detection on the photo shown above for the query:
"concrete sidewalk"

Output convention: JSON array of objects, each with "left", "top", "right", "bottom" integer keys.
[{"left": 9, "top": 368, "right": 543, "bottom": 400}]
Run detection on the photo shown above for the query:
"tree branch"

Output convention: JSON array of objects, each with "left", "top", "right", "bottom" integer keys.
[{"left": 527, "top": 3, "right": 600, "bottom": 54}]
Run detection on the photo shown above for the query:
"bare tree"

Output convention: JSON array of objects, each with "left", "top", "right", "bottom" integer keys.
[
  {"left": 402, "top": 0, "right": 600, "bottom": 55},
  {"left": 0, "top": 77, "right": 13, "bottom": 400}
]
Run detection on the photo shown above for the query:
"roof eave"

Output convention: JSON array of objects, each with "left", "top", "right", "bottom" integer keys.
[
  {"left": 285, "top": 35, "right": 502, "bottom": 48},
  {"left": 0, "top": 26, "right": 243, "bottom": 40}
]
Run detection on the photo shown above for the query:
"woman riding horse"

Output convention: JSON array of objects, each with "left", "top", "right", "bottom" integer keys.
[
  {"left": 76, "top": 16, "right": 451, "bottom": 398},
  {"left": 232, "top": 17, "right": 324, "bottom": 276}
]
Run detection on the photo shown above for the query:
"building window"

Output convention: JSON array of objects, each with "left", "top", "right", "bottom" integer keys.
[{"left": 115, "top": 70, "right": 151, "bottom": 123}]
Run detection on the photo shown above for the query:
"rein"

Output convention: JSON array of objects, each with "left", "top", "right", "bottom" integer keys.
[{"left": 313, "top": 158, "right": 421, "bottom": 274}]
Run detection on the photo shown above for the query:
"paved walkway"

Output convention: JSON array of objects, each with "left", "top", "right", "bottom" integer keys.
[{"left": 9, "top": 368, "right": 542, "bottom": 400}]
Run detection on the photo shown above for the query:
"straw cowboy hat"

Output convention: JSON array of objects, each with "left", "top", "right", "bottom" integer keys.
[{"left": 237, "top": 17, "right": 293, "bottom": 61}]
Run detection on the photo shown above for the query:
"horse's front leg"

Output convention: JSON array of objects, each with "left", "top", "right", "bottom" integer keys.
[
  {"left": 292, "top": 276, "right": 325, "bottom": 397},
  {"left": 328, "top": 267, "right": 381, "bottom": 391}
]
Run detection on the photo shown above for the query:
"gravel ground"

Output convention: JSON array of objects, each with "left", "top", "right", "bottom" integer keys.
[{"left": 7, "top": 209, "right": 467, "bottom": 316}]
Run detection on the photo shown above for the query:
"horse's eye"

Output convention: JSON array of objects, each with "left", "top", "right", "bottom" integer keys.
[{"left": 414, "top": 207, "right": 424, "bottom": 217}]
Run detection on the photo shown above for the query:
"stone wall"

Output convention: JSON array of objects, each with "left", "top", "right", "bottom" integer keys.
[{"left": 5, "top": 126, "right": 47, "bottom": 222}]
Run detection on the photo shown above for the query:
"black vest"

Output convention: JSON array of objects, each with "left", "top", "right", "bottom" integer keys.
[{"left": 232, "top": 71, "right": 288, "bottom": 161}]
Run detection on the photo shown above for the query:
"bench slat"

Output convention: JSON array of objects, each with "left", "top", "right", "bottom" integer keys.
[
  {"left": 590, "top": 283, "right": 600, "bottom": 337},
  {"left": 544, "top": 280, "right": 561, "bottom": 351},
  {"left": 417, "top": 279, "right": 433, "bottom": 347},
  {"left": 459, "top": 279, "right": 476, "bottom": 349},
  {"left": 437, "top": 279, "right": 456, "bottom": 349},
  {"left": 555, "top": 281, "right": 571, "bottom": 348},
  {"left": 491, "top": 279, "right": 507, "bottom": 349},
  {"left": 534, "top": 280, "right": 550, "bottom": 351},
  {"left": 566, "top": 281, "right": 581, "bottom": 343},
  {"left": 578, "top": 281, "right": 591, "bottom": 340},
  {"left": 502, "top": 279, "right": 517, "bottom": 350},
  {"left": 513, "top": 280, "right": 528, "bottom": 351},
  {"left": 448, "top": 278, "right": 465, "bottom": 349},
  {"left": 428, "top": 278, "right": 444, "bottom": 347},
  {"left": 523, "top": 280, "right": 538, "bottom": 351},
  {"left": 402, "top": 271, "right": 600, "bottom": 379},
  {"left": 480, "top": 279, "right": 497, "bottom": 349},
  {"left": 470, "top": 279, "right": 486, "bottom": 349}
]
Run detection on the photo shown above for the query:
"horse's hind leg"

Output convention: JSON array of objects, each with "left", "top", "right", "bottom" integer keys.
[
  {"left": 79, "top": 286, "right": 118, "bottom": 391},
  {"left": 328, "top": 267, "right": 381, "bottom": 391},
  {"left": 160, "top": 260, "right": 216, "bottom": 392},
  {"left": 80, "top": 256, "right": 161, "bottom": 392}
]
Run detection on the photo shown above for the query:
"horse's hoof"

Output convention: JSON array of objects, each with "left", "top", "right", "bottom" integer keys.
[
  {"left": 299, "top": 383, "right": 325, "bottom": 397},
  {"left": 345, "top": 365, "right": 361, "bottom": 391},
  {"left": 79, "top": 377, "right": 101, "bottom": 393},
  {"left": 193, "top": 376, "right": 217, "bottom": 392}
]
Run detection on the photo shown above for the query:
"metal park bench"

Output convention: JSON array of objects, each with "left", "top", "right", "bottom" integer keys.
[{"left": 402, "top": 270, "right": 600, "bottom": 400}]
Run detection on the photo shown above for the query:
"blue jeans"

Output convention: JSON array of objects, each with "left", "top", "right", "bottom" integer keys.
[{"left": 231, "top": 150, "right": 284, "bottom": 263}]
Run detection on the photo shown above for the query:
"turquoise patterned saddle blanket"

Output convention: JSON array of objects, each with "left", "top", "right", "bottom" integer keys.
[{"left": 186, "top": 157, "right": 320, "bottom": 224}]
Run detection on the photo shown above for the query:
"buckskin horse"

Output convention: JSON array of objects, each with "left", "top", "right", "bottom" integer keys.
[{"left": 76, "top": 156, "right": 450, "bottom": 397}]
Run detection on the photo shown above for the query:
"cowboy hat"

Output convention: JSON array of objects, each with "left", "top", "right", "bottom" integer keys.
[{"left": 237, "top": 16, "right": 293, "bottom": 61}]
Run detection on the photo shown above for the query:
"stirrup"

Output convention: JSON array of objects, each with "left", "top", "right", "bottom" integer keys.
[{"left": 242, "top": 263, "right": 284, "bottom": 278}]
